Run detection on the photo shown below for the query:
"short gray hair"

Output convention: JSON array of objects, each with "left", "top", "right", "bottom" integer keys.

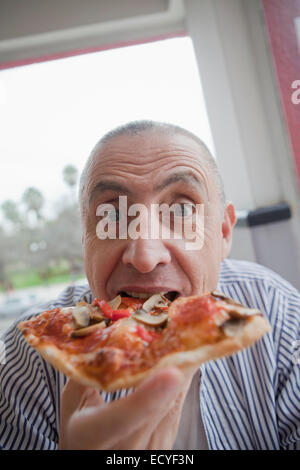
[{"left": 79, "top": 120, "right": 226, "bottom": 221}]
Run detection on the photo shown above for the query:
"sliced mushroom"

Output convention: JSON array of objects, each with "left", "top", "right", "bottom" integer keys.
[
  {"left": 142, "top": 294, "right": 168, "bottom": 313},
  {"left": 72, "top": 306, "right": 90, "bottom": 329},
  {"left": 211, "top": 291, "right": 242, "bottom": 306},
  {"left": 227, "top": 306, "right": 262, "bottom": 318},
  {"left": 90, "top": 311, "right": 107, "bottom": 322},
  {"left": 132, "top": 309, "right": 168, "bottom": 327},
  {"left": 155, "top": 295, "right": 170, "bottom": 307},
  {"left": 108, "top": 294, "right": 122, "bottom": 310},
  {"left": 222, "top": 318, "right": 247, "bottom": 337},
  {"left": 60, "top": 307, "right": 75, "bottom": 315},
  {"left": 215, "top": 309, "right": 230, "bottom": 326},
  {"left": 90, "top": 311, "right": 111, "bottom": 326},
  {"left": 71, "top": 321, "right": 106, "bottom": 337},
  {"left": 211, "top": 291, "right": 262, "bottom": 318}
]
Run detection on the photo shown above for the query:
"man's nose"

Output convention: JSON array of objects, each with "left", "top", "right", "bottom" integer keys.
[{"left": 122, "top": 238, "right": 172, "bottom": 273}]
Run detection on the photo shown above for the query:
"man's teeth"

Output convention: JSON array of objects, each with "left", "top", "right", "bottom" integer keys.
[{"left": 124, "top": 291, "right": 167, "bottom": 299}]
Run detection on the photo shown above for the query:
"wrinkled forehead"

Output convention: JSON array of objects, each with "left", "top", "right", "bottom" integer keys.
[
  {"left": 89, "top": 131, "right": 212, "bottom": 178},
  {"left": 80, "top": 130, "right": 220, "bottom": 214}
]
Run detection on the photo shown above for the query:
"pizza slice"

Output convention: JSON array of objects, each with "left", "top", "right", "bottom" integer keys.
[{"left": 18, "top": 291, "right": 270, "bottom": 391}]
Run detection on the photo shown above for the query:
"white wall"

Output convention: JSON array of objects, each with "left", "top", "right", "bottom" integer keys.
[{"left": 184, "top": 0, "right": 300, "bottom": 288}]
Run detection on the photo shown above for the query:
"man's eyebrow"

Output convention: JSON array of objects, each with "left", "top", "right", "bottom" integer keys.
[
  {"left": 89, "top": 180, "right": 133, "bottom": 204},
  {"left": 89, "top": 171, "right": 206, "bottom": 205},
  {"left": 154, "top": 171, "right": 206, "bottom": 194}
]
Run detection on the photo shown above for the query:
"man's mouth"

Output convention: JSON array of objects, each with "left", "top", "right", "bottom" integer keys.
[{"left": 117, "top": 290, "right": 180, "bottom": 302}]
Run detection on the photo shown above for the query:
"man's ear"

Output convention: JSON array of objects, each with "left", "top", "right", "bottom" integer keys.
[{"left": 221, "top": 202, "right": 236, "bottom": 260}]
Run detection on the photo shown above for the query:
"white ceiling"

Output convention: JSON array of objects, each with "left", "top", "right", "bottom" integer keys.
[
  {"left": 0, "top": 0, "right": 169, "bottom": 40},
  {"left": 0, "top": 0, "right": 186, "bottom": 65}
]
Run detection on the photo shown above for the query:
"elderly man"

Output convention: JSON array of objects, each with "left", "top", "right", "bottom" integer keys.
[{"left": 0, "top": 120, "right": 299, "bottom": 450}]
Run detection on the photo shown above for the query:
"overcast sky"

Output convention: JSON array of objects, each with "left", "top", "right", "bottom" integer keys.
[{"left": 0, "top": 37, "right": 214, "bottom": 217}]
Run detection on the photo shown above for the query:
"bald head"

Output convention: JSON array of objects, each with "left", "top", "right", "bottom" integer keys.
[{"left": 79, "top": 120, "right": 226, "bottom": 222}]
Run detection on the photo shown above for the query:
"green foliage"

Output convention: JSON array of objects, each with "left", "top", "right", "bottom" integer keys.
[
  {"left": 0, "top": 165, "right": 85, "bottom": 291},
  {"left": 22, "top": 187, "right": 44, "bottom": 220},
  {"left": 8, "top": 265, "right": 84, "bottom": 290},
  {"left": 63, "top": 164, "right": 78, "bottom": 188}
]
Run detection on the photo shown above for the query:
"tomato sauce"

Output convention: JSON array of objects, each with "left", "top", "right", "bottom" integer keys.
[{"left": 120, "top": 297, "right": 144, "bottom": 310}]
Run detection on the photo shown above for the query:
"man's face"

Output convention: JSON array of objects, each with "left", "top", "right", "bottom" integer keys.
[{"left": 82, "top": 131, "right": 235, "bottom": 300}]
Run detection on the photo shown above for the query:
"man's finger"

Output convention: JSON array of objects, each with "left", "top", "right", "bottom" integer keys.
[
  {"left": 61, "top": 379, "right": 104, "bottom": 415},
  {"left": 115, "top": 367, "right": 198, "bottom": 450},
  {"left": 69, "top": 367, "right": 185, "bottom": 449}
]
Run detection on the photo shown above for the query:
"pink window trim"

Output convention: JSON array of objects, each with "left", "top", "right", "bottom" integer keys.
[{"left": 261, "top": 0, "right": 300, "bottom": 193}]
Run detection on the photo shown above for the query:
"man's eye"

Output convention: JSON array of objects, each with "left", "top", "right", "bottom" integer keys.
[
  {"left": 107, "top": 208, "right": 120, "bottom": 221},
  {"left": 95, "top": 203, "right": 121, "bottom": 222},
  {"left": 173, "top": 203, "right": 194, "bottom": 218}
]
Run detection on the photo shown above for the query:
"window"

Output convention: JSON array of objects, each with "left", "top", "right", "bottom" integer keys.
[{"left": 0, "top": 36, "right": 214, "bottom": 330}]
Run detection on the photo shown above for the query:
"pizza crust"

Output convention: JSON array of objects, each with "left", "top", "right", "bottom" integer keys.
[
  {"left": 26, "top": 339, "right": 103, "bottom": 389},
  {"left": 21, "top": 315, "right": 270, "bottom": 392}
]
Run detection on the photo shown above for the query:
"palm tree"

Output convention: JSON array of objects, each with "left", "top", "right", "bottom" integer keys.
[
  {"left": 1, "top": 200, "right": 22, "bottom": 226},
  {"left": 63, "top": 164, "right": 79, "bottom": 207},
  {"left": 22, "top": 187, "right": 44, "bottom": 221},
  {"left": 63, "top": 165, "right": 78, "bottom": 189}
]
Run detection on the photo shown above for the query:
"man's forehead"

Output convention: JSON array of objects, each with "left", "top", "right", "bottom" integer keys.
[
  {"left": 88, "top": 169, "right": 208, "bottom": 207},
  {"left": 99, "top": 129, "right": 203, "bottom": 153},
  {"left": 88, "top": 131, "right": 211, "bottom": 177},
  {"left": 80, "top": 128, "right": 224, "bottom": 218},
  {"left": 87, "top": 133, "right": 212, "bottom": 192}
]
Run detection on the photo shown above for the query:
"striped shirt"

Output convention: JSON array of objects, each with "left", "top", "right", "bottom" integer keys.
[{"left": 0, "top": 259, "right": 299, "bottom": 450}]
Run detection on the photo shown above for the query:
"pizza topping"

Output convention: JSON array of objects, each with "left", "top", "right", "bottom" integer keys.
[
  {"left": 72, "top": 306, "right": 90, "bottom": 329},
  {"left": 92, "top": 299, "right": 132, "bottom": 323},
  {"left": 142, "top": 294, "right": 169, "bottom": 312},
  {"left": 110, "top": 310, "right": 132, "bottom": 321},
  {"left": 71, "top": 321, "right": 106, "bottom": 338},
  {"left": 214, "top": 309, "right": 230, "bottom": 326},
  {"left": 90, "top": 311, "right": 109, "bottom": 324},
  {"left": 135, "top": 324, "right": 159, "bottom": 343},
  {"left": 222, "top": 318, "right": 247, "bottom": 337},
  {"left": 132, "top": 310, "right": 169, "bottom": 327},
  {"left": 120, "top": 297, "right": 144, "bottom": 310},
  {"left": 226, "top": 306, "right": 262, "bottom": 318},
  {"left": 94, "top": 299, "right": 115, "bottom": 319},
  {"left": 170, "top": 295, "right": 226, "bottom": 324},
  {"left": 93, "top": 298, "right": 111, "bottom": 315},
  {"left": 212, "top": 291, "right": 262, "bottom": 318},
  {"left": 211, "top": 290, "right": 236, "bottom": 302},
  {"left": 107, "top": 295, "right": 122, "bottom": 310}
]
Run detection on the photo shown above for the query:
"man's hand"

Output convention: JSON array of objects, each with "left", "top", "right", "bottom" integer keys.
[{"left": 58, "top": 366, "right": 195, "bottom": 450}]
